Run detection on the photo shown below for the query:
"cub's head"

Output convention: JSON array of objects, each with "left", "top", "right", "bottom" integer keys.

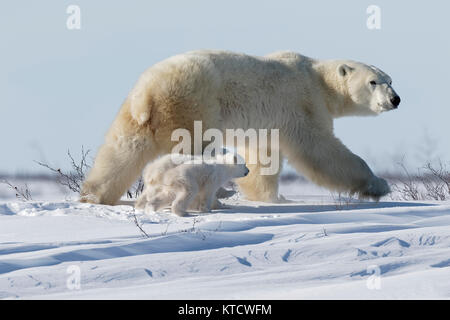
[
  {"left": 337, "top": 62, "right": 400, "bottom": 115},
  {"left": 216, "top": 152, "right": 249, "bottom": 179}
]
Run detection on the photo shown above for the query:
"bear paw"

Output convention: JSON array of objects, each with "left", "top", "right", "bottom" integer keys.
[
  {"left": 360, "top": 176, "right": 391, "bottom": 201},
  {"left": 141, "top": 203, "right": 156, "bottom": 214},
  {"left": 197, "top": 204, "right": 212, "bottom": 213},
  {"left": 211, "top": 199, "right": 230, "bottom": 210},
  {"left": 216, "top": 187, "right": 236, "bottom": 199},
  {"left": 274, "top": 194, "right": 292, "bottom": 203},
  {"left": 172, "top": 204, "right": 188, "bottom": 217},
  {"left": 79, "top": 193, "right": 100, "bottom": 204}
]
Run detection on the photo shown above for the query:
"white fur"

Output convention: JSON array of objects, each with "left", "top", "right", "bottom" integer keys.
[
  {"left": 81, "top": 50, "right": 399, "bottom": 205},
  {"left": 136, "top": 153, "right": 236, "bottom": 210},
  {"left": 140, "top": 153, "right": 196, "bottom": 186},
  {"left": 135, "top": 154, "right": 249, "bottom": 216}
]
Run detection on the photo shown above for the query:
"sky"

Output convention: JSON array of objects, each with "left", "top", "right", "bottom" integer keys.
[{"left": 1, "top": 0, "right": 449, "bottom": 174}]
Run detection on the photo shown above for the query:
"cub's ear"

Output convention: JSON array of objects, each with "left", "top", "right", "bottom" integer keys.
[{"left": 337, "top": 64, "right": 354, "bottom": 77}]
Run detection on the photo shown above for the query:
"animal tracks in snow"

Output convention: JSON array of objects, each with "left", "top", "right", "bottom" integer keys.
[{"left": 1, "top": 195, "right": 450, "bottom": 299}]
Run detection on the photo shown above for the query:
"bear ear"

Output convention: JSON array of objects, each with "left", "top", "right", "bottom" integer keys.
[{"left": 337, "top": 64, "right": 354, "bottom": 77}]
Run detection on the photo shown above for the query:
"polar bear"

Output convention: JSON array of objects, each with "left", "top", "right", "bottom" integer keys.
[
  {"left": 80, "top": 50, "right": 400, "bottom": 205},
  {"left": 140, "top": 153, "right": 194, "bottom": 186},
  {"left": 135, "top": 153, "right": 236, "bottom": 210},
  {"left": 135, "top": 153, "right": 249, "bottom": 216}
]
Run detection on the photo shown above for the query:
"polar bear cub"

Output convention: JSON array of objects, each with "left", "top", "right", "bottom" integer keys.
[
  {"left": 135, "top": 153, "right": 249, "bottom": 216},
  {"left": 136, "top": 153, "right": 235, "bottom": 208}
]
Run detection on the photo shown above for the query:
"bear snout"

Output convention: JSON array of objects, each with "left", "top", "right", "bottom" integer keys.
[{"left": 390, "top": 95, "right": 401, "bottom": 108}]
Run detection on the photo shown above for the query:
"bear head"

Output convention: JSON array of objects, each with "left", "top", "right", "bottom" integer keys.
[{"left": 337, "top": 62, "right": 401, "bottom": 115}]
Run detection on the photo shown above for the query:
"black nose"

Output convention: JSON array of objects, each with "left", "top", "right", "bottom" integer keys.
[
  {"left": 244, "top": 168, "right": 249, "bottom": 176},
  {"left": 391, "top": 96, "right": 401, "bottom": 108}
]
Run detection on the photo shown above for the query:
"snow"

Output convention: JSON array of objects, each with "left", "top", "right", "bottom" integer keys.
[{"left": 1, "top": 179, "right": 450, "bottom": 299}]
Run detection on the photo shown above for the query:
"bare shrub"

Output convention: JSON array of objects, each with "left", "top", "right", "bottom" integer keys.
[
  {"left": 127, "top": 177, "right": 145, "bottom": 199},
  {"left": 1, "top": 180, "right": 33, "bottom": 201},
  {"left": 391, "top": 160, "right": 421, "bottom": 201},
  {"left": 331, "top": 192, "right": 360, "bottom": 210},
  {"left": 35, "top": 146, "right": 91, "bottom": 194},
  {"left": 419, "top": 162, "right": 450, "bottom": 200},
  {"left": 35, "top": 146, "right": 147, "bottom": 199},
  {"left": 128, "top": 207, "right": 150, "bottom": 238},
  {"left": 421, "top": 175, "right": 446, "bottom": 201},
  {"left": 180, "top": 217, "right": 206, "bottom": 240},
  {"left": 315, "top": 227, "right": 329, "bottom": 238},
  {"left": 161, "top": 221, "right": 171, "bottom": 236},
  {"left": 128, "top": 211, "right": 211, "bottom": 240},
  {"left": 390, "top": 158, "right": 450, "bottom": 201},
  {"left": 423, "top": 161, "right": 450, "bottom": 196}
]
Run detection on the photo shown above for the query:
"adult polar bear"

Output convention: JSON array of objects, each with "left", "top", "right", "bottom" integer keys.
[{"left": 80, "top": 50, "right": 400, "bottom": 205}]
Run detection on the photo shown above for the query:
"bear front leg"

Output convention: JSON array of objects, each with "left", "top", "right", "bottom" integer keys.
[
  {"left": 196, "top": 187, "right": 217, "bottom": 212},
  {"left": 235, "top": 163, "right": 282, "bottom": 202},
  {"left": 283, "top": 130, "right": 390, "bottom": 200},
  {"left": 135, "top": 192, "right": 148, "bottom": 210},
  {"left": 146, "top": 190, "right": 175, "bottom": 213},
  {"left": 171, "top": 183, "right": 198, "bottom": 216},
  {"left": 234, "top": 144, "right": 284, "bottom": 203}
]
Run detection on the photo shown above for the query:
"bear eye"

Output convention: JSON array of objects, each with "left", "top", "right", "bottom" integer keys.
[{"left": 369, "top": 80, "right": 377, "bottom": 86}]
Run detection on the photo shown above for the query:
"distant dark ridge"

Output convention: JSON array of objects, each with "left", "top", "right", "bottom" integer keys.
[
  {"left": 1, "top": 171, "right": 307, "bottom": 183},
  {"left": 379, "top": 171, "right": 450, "bottom": 182},
  {"left": 279, "top": 172, "right": 308, "bottom": 183},
  {"left": 280, "top": 171, "right": 450, "bottom": 184},
  {"left": 2, "top": 171, "right": 446, "bottom": 184},
  {"left": 0, "top": 172, "right": 58, "bottom": 181}
]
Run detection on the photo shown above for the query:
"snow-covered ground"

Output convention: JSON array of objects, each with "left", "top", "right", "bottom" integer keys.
[{"left": 1, "top": 179, "right": 450, "bottom": 299}]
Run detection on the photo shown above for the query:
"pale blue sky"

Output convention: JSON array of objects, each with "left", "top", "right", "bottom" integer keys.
[{"left": 1, "top": 0, "right": 449, "bottom": 174}]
